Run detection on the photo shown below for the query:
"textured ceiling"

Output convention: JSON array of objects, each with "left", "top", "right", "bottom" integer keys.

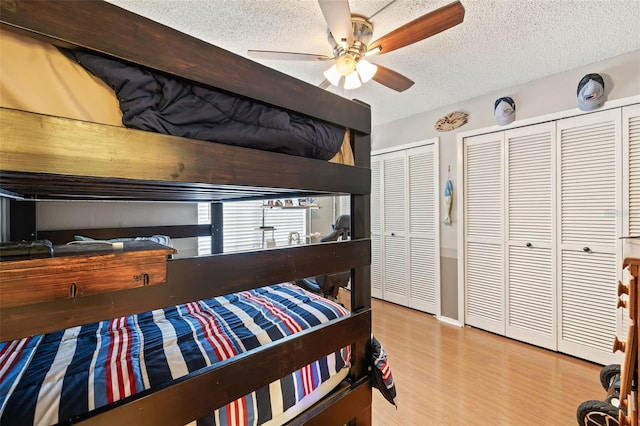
[{"left": 107, "top": 0, "right": 640, "bottom": 128}]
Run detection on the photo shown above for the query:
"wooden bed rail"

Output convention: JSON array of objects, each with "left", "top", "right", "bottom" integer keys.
[
  {"left": 0, "top": 239, "right": 371, "bottom": 341},
  {"left": 0, "top": 108, "right": 370, "bottom": 201},
  {"left": 37, "top": 224, "right": 213, "bottom": 245},
  {"left": 288, "top": 376, "right": 372, "bottom": 426}
]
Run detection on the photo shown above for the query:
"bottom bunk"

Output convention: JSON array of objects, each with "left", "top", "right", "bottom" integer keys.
[
  {"left": 1, "top": 283, "right": 361, "bottom": 426},
  {"left": 1, "top": 192, "right": 380, "bottom": 425}
]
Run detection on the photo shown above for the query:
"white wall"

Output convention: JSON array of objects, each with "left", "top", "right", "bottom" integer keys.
[
  {"left": 37, "top": 201, "right": 199, "bottom": 256},
  {"left": 372, "top": 49, "right": 640, "bottom": 258},
  {"left": 37, "top": 201, "right": 198, "bottom": 229}
]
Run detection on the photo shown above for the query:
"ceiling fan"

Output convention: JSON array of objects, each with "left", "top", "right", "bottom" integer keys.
[{"left": 248, "top": 0, "right": 465, "bottom": 92}]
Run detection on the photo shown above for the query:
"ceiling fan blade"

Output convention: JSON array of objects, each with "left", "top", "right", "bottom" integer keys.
[
  {"left": 248, "top": 50, "right": 334, "bottom": 61},
  {"left": 372, "top": 65, "right": 414, "bottom": 92},
  {"left": 318, "top": 0, "right": 353, "bottom": 49},
  {"left": 367, "top": 0, "right": 465, "bottom": 56}
]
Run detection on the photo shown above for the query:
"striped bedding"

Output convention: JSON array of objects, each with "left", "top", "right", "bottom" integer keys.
[{"left": 0, "top": 283, "right": 350, "bottom": 426}]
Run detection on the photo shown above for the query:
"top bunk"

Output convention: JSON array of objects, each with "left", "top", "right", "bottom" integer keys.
[{"left": 0, "top": 0, "right": 371, "bottom": 203}]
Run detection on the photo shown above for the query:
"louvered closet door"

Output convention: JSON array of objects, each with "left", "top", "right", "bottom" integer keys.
[
  {"left": 505, "top": 122, "right": 556, "bottom": 350},
  {"left": 557, "top": 109, "right": 621, "bottom": 365},
  {"left": 381, "top": 151, "right": 408, "bottom": 305},
  {"left": 371, "top": 157, "right": 383, "bottom": 299},
  {"left": 623, "top": 104, "right": 640, "bottom": 259},
  {"left": 464, "top": 132, "right": 505, "bottom": 335},
  {"left": 621, "top": 104, "right": 640, "bottom": 340},
  {"left": 407, "top": 145, "right": 439, "bottom": 314}
]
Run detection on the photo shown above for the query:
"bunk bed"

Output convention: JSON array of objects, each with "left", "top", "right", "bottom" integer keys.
[{"left": 0, "top": 1, "right": 373, "bottom": 425}]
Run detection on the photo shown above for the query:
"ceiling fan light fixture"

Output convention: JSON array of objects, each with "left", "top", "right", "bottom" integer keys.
[
  {"left": 344, "top": 71, "right": 362, "bottom": 90},
  {"left": 335, "top": 53, "right": 357, "bottom": 76},
  {"left": 323, "top": 64, "right": 342, "bottom": 86},
  {"left": 355, "top": 59, "right": 377, "bottom": 83}
]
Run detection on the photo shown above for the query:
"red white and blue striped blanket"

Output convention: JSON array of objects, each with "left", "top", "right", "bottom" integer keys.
[{"left": 0, "top": 283, "right": 350, "bottom": 426}]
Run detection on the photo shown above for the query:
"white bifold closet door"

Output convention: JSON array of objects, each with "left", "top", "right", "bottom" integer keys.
[
  {"left": 371, "top": 143, "right": 439, "bottom": 314},
  {"left": 381, "top": 151, "right": 409, "bottom": 306},
  {"left": 464, "top": 132, "right": 504, "bottom": 335},
  {"left": 505, "top": 122, "right": 556, "bottom": 350},
  {"left": 407, "top": 145, "right": 438, "bottom": 313},
  {"left": 623, "top": 104, "right": 640, "bottom": 259},
  {"left": 371, "top": 158, "right": 383, "bottom": 299},
  {"left": 557, "top": 108, "right": 621, "bottom": 365},
  {"left": 621, "top": 104, "right": 640, "bottom": 343},
  {"left": 463, "top": 106, "right": 630, "bottom": 364}
]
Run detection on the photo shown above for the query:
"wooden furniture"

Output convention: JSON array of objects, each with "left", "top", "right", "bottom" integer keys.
[
  {"left": 0, "top": 241, "right": 176, "bottom": 308},
  {"left": 617, "top": 258, "right": 639, "bottom": 426},
  {"left": 0, "top": 1, "right": 372, "bottom": 425}
]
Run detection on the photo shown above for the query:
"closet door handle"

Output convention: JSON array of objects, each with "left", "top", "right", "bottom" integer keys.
[
  {"left": 391, "top": 233, "right": 395, "bottom": 236},
  {"left": 526, "top": 242, "right": 532, "bottom": 248},
  {"left": 583, "top": 247, "right": 591, "bottom": 253}
]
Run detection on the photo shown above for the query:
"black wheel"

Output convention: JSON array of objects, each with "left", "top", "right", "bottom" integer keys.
[
  {"left": 599, "top": 364, "right": 621, "bottom": 390},
  {"left": 576, "top": 400, "right": 620, "bottom": 426}
]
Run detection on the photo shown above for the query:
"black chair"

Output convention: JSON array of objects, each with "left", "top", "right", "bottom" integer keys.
[{"left": 296, "top": 215, "right": 351, "bottom": 300}]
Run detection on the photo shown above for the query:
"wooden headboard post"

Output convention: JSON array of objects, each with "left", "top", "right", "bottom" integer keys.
[
  {"left": 350, "top": 131, "right": 372, "bottom": 312},
  {"left": 348, "top": 128, "right": 372, "bottom": 424}
]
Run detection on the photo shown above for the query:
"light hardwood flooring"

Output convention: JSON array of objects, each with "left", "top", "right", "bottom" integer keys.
[{"left": 339, "top": 291, "right": 608, "bottom": 426}]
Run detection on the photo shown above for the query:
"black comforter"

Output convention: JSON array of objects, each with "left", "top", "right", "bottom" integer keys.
[{"left": 64, "top": 50, "right": 345, "bottom": 160}]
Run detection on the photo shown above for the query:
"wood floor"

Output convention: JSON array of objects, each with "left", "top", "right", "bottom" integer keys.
[{"left": 341, "top": 291, "right": 608, "bottom": 426}]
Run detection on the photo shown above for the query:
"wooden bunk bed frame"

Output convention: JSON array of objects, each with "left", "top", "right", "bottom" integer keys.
[{"left": 0, "top": 1, "right": 372, "bottom": 425}]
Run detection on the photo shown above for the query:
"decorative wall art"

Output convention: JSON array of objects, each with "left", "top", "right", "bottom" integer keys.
[{"left": 434, "top": 111, "right": 468, "bottom": 132}]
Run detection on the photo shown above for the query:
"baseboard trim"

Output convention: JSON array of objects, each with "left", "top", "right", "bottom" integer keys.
[{"left": 436, "top": 316, "right": 463, "bottom": 327}]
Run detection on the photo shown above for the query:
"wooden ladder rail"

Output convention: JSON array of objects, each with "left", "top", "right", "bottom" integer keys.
[{"left": 617, "top": 258, "right": 639, "bottom": 426}]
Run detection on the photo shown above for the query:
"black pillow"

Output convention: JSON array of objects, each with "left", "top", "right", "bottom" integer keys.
[{"left": 370, "top": 335, "right": 398, "bottom": 407}]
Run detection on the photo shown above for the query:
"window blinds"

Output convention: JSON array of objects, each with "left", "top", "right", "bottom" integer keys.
[{"left": 198, "top": 201, "right": 306, "bottom": 254}]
